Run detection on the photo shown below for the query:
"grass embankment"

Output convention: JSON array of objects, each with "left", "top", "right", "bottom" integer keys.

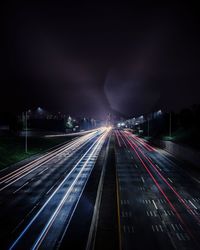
[
  {"left": 141, "top": 127, "right": 200, "bottom": 150},
  {"left": 0, "top": 135, "right": 74, "bottom": 170}
]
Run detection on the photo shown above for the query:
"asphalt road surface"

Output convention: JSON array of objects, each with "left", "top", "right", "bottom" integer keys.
[
  {"left": 114, "top": 129, "right": 200, "bottom": 250},
  {"left": 0, "top": 127, "right": 111, "bottom": 250}
]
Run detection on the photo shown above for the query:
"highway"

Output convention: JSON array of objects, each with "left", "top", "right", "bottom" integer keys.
[
  {"left": 114, "top": 129, "right": 200, "bottom": 250},
  {"left": 0, "top": 127, "right": 111, "bottom": 250}
]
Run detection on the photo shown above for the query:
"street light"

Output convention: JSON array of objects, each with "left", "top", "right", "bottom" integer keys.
[
  {"left": 24, "top": 109, "right": 32, "bottom": 153},
  {"left": 147, "top": 118, "right": 150, "bottom": 137},
  {"left": 169, "top": 112, "right": 172, "bottom": 138},
  {"left": 25, "top": 111, "right": 27, "bottom": 153},
  {"left": 157, "top": 110, "right": 162, "bottom": 115}
]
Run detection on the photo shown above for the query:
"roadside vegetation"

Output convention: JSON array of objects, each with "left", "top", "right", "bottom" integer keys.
[
  {"left": 135, "top": 104, "right": 200, "bottom": 150},
  {"left": 0, "top": 135, "right": 74, "bottom": 170}
]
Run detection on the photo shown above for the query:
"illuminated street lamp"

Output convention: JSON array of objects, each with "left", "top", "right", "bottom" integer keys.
[
  {"left": 157, "top": 110, "right": 162, "bottom": 115},
  {"left": 24, "top": 109, "right": 31, "bottom": 153},
  {"left": 169, "top": 112, "right": 172, "bottom": 138},
  {"left": 25, "top": 111, "right": 27, "bottom": 153},
  {"left": 147, "top": 118, "right": 150, "bottom": 137}
]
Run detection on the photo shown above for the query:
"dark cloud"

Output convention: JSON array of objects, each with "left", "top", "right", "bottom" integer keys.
[{"left": 1, "top": 2, "right": 200, "bottom": 118}]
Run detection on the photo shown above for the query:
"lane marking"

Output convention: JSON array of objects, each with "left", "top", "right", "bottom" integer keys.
[
  {"left": 9, "top": 129, "right": 109, "bottom": 250},
  {"left": 167, "top": 178, "right": 173, "bottom": 183},
  {"left": 189, "top": 200, "right": 197, "bottom": 210},
  {"left": 171, "top": 224, "right": 176, "bottom": 231},
  {"left": 13, "top": 181, "right": 29, "bottom": 194},
  {"left": 38, "top": 168, "right": 48, "bottom": 176},
  {"left": 152, "top": 200, "right": 158, "bottom": 210}
]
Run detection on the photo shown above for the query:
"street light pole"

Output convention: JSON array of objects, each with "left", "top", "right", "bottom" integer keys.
[
  {"left": 169, "top": 112, "right": 172, "bottom": 138},
  {"left": 147, "top": 118, "right": 150, "bottom": 137},
  {"left": 25, "top": 110, "right": 28, "bottom": 153}
]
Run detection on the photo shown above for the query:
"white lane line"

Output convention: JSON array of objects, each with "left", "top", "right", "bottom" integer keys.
[
  {"left": 189, "top": 200, "right": 197, "bottom": 209},
  {"left": 31, "top": 131, "right": 108, "bottom": 250},
  {"left": 9, "top": 130, "right": 108, "bottom": 250},
  {"left": 38, "top": 168, "right": 48, "bottom": 176},
  {"left": 159, "top": 225, "right": 163, "bottom": 232},
  {"left": 167, "top": 178, "right": 173, "bottom": 183},
  {"left": 141, "top": 177, "right": 145, "bottom": 183},
  {"left": 13, "top": 181, "right": 29, "bottom": 194},
  {"left": 176, "top": 233, "right": 182, "bottom": 241},
  {"left": 193, "top": 209, "right": 198, "bottom": 215},
  {"left": 171, "top": 224, "right": 176, "bottom": 231},
  {"left": 152, "top": 200, "right": 158, "bottom": 210},
  {"left": 179, "top": 224, "right": 184, "bottom": 231},
  {"left": 175, "top": 224, "right": 180, "bottom": 231},
  {"left": 123, "top": 225, "right": 134, "bottom": 233},
  {"left": 0, "top": 131, "right": 99, "bottom": 190},
  {"left": 46, "top": 182, "right": 57, "bottom": 195},
  {"left": 155, "top": 164, "right": 162, "bottom": 171}
]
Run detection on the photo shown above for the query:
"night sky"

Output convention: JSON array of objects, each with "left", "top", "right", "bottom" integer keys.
[{"left": 1, "top": 2, "right": 200, "bottom": 119}]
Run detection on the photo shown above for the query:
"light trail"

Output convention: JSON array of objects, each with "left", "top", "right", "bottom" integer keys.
[
  {"left": 0, "top": 129, "right": 103, "bottom": 192},
  {"left": 126, "top": 131, "right": 200, "bottom": 225},
  {"left": 117, "top": 130, "right": 127, "bottom": 148},
  {"left": 0, "top": 130, "right": 100, "bottom": 183},
  {"left": 9, "top": 127, "right": 111, "bottom": 250},
  {"left": 120, "top": 131, "right": 196, "bottom": 242},
  {"left": 124, "top": 131, "right": 155, "bottom": 152},
  {"left": 32, "top": 128, "right": 110, "bottom": 250},
  {"left": 115, "top": 130, "right": 121, "bottom": 147}
]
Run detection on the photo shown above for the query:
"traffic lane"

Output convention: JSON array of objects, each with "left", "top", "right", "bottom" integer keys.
[
  {"left": 116, "top": 132, "right": 200, "bottom": 250},
  {"left": 0, "top": 132, "right": 99, "bottom": 214},
  {"left": 146, "top": 152, "right": 200, "bottom": 199},
  {"left": 125, "top": 133, "right": 200, "bottom": 209},
  {"left": 120, "top": 131, "right": 200, "bottom": 249},
  {"left": 116, "top": 155, "right": 191, "bottom": 250},
  {"left": 0, "top": 131, "right": 99, "bottom": 192},
  {"left": 136, "top": 135, "right": 200, "bottom": 215},
  {"left": 127, "top": 132, "right": 200, "bottom": 195},
  {"left": 0, "top": 145, "right": 90, "bottom": 248},
  {"left": 115, "top": 144, "right": 175, "bottom": 250},
  {"left": 8, "top": 129, "right": 110, "bottom": 250},
  {"left": 1, "top": 134, "right": 98, "bottom": 195},
  {"left": 57, "top": 136, "right": 111, "bottom": 250},
  {"left": 0, "top": 133, "right": 102, "bottom": 248},
  {"left": 126, "top": 133, "right": 200, "bottom": 226}
]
